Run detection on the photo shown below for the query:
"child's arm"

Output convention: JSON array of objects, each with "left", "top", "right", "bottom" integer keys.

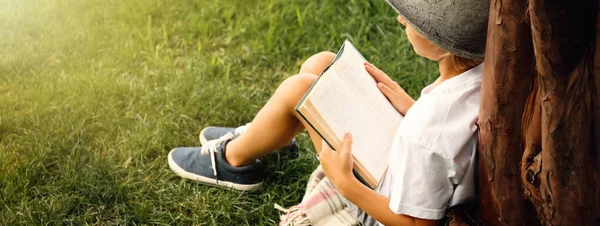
[
  {"left": 320, "top": 134, "right": 440, "bottom": 226},
  {"left": 339, "top": 175, "right": 439, "bottom": 226},
  {"left": 365, "top": 62, "right": 415, "bottom": 115}
]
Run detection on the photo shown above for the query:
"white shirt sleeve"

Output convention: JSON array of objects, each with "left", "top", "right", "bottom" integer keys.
[{"left": 387, "top": 138, "right": 453, "bottom": 220}]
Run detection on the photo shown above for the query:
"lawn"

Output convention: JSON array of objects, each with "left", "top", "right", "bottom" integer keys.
[{"left": 0, "top": 0, "right": 436, "bottom": 224}]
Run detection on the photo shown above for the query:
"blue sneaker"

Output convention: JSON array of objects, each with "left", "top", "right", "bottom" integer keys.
[
  {"left": 199, "top": 123, "right": 300, "bottom": 160},
  {"left": 199, "top": 123, "right": 251, "bottom": 145},
  {"left": 168, "top": 133, "right": 265, "bottom": 191}
]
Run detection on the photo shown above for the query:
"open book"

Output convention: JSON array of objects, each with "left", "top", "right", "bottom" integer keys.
[{"left": 295, "top": 40, "right": 403, "bottom": 188}]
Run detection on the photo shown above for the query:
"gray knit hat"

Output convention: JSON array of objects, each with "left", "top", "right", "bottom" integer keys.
[{"left": 385, "top": 0, "right": 489, "bottom": 60}]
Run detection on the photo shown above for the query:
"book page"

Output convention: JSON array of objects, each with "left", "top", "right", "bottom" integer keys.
[
  {"left": 309, "top": 69, "right": 392, "bottom": 182},
  {"left": 331, "top": 42, "right": 402, "bottom": 134}
]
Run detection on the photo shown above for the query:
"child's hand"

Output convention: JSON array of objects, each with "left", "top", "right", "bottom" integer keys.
[
  {"left": 365, "top": 62, "right": 415, "bottom": 115},
  {"left": 320, "top": 133, "right": 356, "bottom": 190}
]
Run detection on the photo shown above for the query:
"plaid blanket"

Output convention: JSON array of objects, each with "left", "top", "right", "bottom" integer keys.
[{"left": 276, "top": 165, "right": 362, "bottom": 226}]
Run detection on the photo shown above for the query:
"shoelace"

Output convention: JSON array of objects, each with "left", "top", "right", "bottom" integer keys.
[
  {"left": 200, "top": 132, "right": 234, "bottom": 179},
  {"left": 233, "top": 123, "right": 250, "bottom": 135}
]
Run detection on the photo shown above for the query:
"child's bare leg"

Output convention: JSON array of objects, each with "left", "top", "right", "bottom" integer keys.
[
  {"left": 225, "top": 52, "right": 335, "bottom": 167},
  {"left": 300, "top": 51, "right": 336, "bottom": 75}
]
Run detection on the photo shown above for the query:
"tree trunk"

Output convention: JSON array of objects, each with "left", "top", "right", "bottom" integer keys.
[
  {"left": 477, "top": 0, "right": 600, "bottom": 225},
  {"left": 477, "top": 0, "right": 540, "bottom": 224}
]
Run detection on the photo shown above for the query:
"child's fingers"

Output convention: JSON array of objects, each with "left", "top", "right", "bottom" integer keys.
[
  {"left": 365, "top": 63, "right": 396, "bottom": 88},
  {"left": 365, "top": 63, "right": 407, "bottom": 100},
  {"left": 364, "top": 62, "right": 385, "bottom": 78},
  {"left": 341, "top": 133, "right": 353, "bottom": 154},
  {"left": 397, "top": 15, "right": 408, "bottom": 27},
  {"left": 366, "top": 62, "right": 387, "bottom": 78},
  {"left": 320, "top": 140, "right": 332, "bottom": 152},
  {"left": 370, "top": 64, "right": 400, "bottom": 90},
  {"left": 364, "top": 62, "right": 381, "bottom": 78},
  {"left": 370, "top": 63, "right": 388, "bottom": 78},
  {"left": 319, "top": 140, "right": 331, "bottom": 160},
  {"left": 369, "top": 64, "right": 405, "bottom": 93},
  {"left": 365, "top": 63, "right": 389, "bottom": 83},
  {"left": 377, "top": 82, "right": 400, "bottom": 100}
]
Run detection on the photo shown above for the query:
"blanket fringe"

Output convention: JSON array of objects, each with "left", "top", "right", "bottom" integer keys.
[{"left": 275, "top": 204, "right": 312, "bottom": 226}]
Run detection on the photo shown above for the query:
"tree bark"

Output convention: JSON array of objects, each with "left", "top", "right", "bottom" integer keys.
[
  {"left": 478, "top": 0, "right": 600, "bottom": 225},
  {"left": 477, "top": 0, "right": 540, "bottom": 225}
]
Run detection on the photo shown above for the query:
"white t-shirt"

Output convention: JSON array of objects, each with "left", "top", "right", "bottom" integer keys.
[{"left": 376, "top": 64, "right": 483, "bottom": 222}]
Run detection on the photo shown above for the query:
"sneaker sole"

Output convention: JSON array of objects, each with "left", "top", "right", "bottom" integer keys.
[{"left": 167, "top": 149, "right": 262, "bottom": 191}]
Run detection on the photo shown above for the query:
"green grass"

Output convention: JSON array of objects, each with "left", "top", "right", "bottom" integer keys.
[{"left": 0, "top": 0, "right": 437, "bottom": 224}]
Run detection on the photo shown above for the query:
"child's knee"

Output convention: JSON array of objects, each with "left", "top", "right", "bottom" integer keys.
[
  {"left": 279, "top": 73, "right": 317, "bottom": 91},
  {"left": 276, "top": 73, "right": 317, "bottom": 102},
  {"left": 300, "top": 51, "right": 336, "bottom": 75}
]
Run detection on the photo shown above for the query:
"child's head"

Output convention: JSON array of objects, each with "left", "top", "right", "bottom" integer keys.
[{"left": 386, "top": 0, "right": 489, "bottom": 70}]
